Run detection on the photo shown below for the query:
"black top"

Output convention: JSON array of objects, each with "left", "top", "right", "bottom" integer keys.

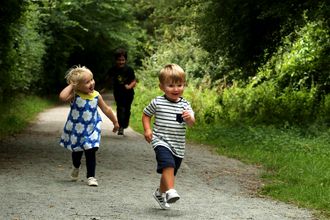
[{"left": 106, "top": 64, "right": 135, "bottom": 96}]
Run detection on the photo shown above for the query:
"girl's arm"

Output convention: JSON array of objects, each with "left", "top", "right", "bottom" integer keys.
[
  {"left": 125, "top": 78, "right": 137, "bottom": 90},
  {"left": 98, "top": 94, "right": 120, "bottom": 133},
  {"left": 59, "top": 84, "right": 75, "bottom": 102},
  {"left": 142, "top": 113, "right": 153, "bottom": 143}
]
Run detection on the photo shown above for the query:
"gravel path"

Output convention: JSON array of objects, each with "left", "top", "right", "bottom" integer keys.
[{"left": 0, "top": 94, "right": 317, "bottom": 220}]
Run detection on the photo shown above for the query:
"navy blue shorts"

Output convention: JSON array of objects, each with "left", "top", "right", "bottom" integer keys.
[{"left": 154, "top": 146, "right": 182, "bottom": 176}]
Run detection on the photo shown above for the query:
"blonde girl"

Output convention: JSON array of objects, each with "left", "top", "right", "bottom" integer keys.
[{"left": 59, "top": 65, "right": 119, "bottom": 186}]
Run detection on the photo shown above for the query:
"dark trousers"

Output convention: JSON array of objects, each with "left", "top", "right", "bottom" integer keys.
[
  {"left": 115, "top": 93, "right": 134, "bottom": 129},
  {"left": 72, "top": 148, "right": 97, "bottom": 178}
]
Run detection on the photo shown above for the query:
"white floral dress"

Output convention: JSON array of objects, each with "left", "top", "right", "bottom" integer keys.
[{"left": 59, "top": 90, "right": 102, "bottom": 152}]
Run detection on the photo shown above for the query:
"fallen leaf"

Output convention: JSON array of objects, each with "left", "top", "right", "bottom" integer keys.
[{"left": 50, "top": 205, "right": 54, "bottom": 208}]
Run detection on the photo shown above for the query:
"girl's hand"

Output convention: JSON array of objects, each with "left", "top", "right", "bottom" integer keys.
[
  {"left": 144, "top": 128, "right": 153, "bottom": 143},
  {"left": 112, "top": 122, "right": 120, "bottom": 133}
]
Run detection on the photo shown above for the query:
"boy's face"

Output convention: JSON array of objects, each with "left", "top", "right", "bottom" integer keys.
[
  {"left": 76, "top": 72, "right": 95, "bottom": 95},
  {"left": 159, "top": 80, "right": 185, "bottom": 102},
  {"left": 116, "top": 55, "right": 126, "bottom": 68}
]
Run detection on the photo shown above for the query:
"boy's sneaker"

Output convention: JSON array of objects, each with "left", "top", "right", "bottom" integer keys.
[
  {"left": 70, "top": 167, "right": 79, "bottom": 181},
  {"left": 118, "top": 128, "right": 124, "bottom": 135},
  {"left": 153, "top": 188, "right": 170, "bottom": 210},
  {"left": 87, "top": 177, "right": 98, "bottom": 186},
  {"left": 166, "top": 189, "right": 180, "bottom": 203}
]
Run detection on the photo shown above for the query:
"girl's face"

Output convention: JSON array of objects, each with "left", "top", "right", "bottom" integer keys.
[
  {"left": 116, "top": 55, "right": 126, "bottom": 68},
  {"left": 159, "top": 80, "right": 185, "bottom": 102},
  {"left": 76, "top": 72, "right": 95, "bottom": 95}
]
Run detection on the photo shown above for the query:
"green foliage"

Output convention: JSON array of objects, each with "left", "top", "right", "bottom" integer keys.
[
  {"left": 36, "top": 0, "right": 145, "bottom": 93},
  {"left": 130, "top": 25, "right": 226, "bottom": 131},
  {"left": 0, "top": 94, "right": 57, "bottom": 139},
  {"left": 131, "top": 0, "right": 192, "bottom": 37},
  {"left": 273, "top": 20, "right": 330, "bottom": 98},
  {"left": 188, "top": 0, "right": 330, "bottom": 80},
  {"left": 0, "top": 2, "right": 46, "bottom": 103}
]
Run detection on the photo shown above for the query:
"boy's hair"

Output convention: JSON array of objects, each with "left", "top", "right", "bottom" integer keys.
[
  {"left": 159, "top": 64, "right": 185, "bottom": 84},
  {"left": 115, "top": 48, "right": 127, "bottom": 60},
  {"left": 65, "top": 65, "right": 93, "bottom": 88}
]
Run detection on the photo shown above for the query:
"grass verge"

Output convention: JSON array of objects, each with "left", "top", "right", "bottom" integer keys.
[{"left": 0, "top": 94, "right": 59, "bottom": 139}]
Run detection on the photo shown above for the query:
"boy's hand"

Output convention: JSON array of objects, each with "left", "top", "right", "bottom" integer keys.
[
  {"left": 144, "top": 128, "right": 153, "bottom": 143},
  {"left": 182, "top": 110, "right": 196, "bottom": 126},
  {"left": 112, "top": 122, "right": 120, "bottom": 133},
  {"left": 100, "top": 88, "right": 106, "bottom": 94},
  {"left": 182, "top": 110, "right": 191, "bottom": 120}
]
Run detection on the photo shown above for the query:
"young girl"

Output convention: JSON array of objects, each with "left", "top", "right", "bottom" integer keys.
[{"left": 59, "top": 65, "right": 120, "bottom": 186}]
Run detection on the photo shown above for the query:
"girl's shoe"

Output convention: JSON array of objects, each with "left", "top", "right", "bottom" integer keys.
[
  {"left": 70, "top": 167, "right": 79, "bottom": 181},
  {"left": 87, "top": 177, "right": 98, "bottom": 186}
]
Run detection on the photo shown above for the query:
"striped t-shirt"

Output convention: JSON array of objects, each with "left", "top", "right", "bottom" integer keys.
[{"left": 143, "top": 95, "right": 194, "bottom": 158}]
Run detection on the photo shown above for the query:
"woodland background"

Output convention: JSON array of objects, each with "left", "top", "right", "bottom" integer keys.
[{"left": 2, "top": 0, "right": 330, "bottom": 218}]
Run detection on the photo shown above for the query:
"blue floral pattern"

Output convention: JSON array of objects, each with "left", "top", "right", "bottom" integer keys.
[{"left": 59, "top": 91, "right": 102, "bottom": 152}]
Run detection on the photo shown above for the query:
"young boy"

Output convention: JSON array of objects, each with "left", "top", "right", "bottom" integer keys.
[
  {"left": 142, "top": 64, "right": 195, "bottom": 210},
  {"left": 100, "top": 48, "right": 136, "bottom": 135}
]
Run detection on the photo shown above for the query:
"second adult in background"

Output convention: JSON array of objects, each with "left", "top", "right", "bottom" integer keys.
[{"left": 100, "top": 48, "right": 136, "bottom": 135}]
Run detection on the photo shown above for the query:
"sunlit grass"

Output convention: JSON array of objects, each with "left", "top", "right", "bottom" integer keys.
[{"left": 185, "top": 123, "right": 330, "bottom": 218}]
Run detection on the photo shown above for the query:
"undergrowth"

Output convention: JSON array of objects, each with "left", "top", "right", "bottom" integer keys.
[{"left": 0, "top": 94, "right": 58, "bottom": 139}]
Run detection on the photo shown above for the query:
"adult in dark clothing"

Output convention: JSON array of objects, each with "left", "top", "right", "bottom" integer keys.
[{"left": 100, "top": 49, "right": 136, "bottom": 135}]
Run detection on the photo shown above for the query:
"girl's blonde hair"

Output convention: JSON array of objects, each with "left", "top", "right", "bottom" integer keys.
[
  {"left": 64, "top": 65, "right": 93, "bottom": 88},
  {"left": 159, "top": 64, "right": 185, "bottom": 84}
]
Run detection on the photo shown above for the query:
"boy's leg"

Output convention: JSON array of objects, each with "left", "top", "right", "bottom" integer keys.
[
  {"left": 154, "top": 146, "right": 181, "bottom": 203},
  {"left": 123, "top": 95, "right": 133, "bottom": 128},
  {"left": 159, "top": 167, "right": 181, "bottom": 203},
  {"left": 159, "top": 167, "right": 175, "bottom": 193},
  {"left": 115, "top": 94, "right": 133, "bottom": 129}
]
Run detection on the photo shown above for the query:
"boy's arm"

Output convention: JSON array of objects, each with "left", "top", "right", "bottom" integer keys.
[
  {"left": 59, "top": 84, "right": 74, "bottom": 102},
  {"left": 100, "top": 76, "right": 113, "bottom": 94},
  {"left": 142, "top": 113, "right": 153, "bottom": 143},
  {"left": 97, "top": 94, "right": 120, "bottom": 133},
  {"left": 182, "top": 110, "right": 195, "bottom": 127},
  {"left": 125, "top": 78, "right": 137, "bottom": 90}
]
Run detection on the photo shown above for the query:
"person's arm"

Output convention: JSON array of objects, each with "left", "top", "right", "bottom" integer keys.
[
  {"left": 59, "top": 84, "right": 75, "bottom": 102},
  {"left": 142, "top": 113, "right": 153, "bottom": 143},
  {"left": 97, "top": 94, "right": 120, "bottom": 133},
  {"left": 182, "top": 110, "right": 195, "bottom": 127},
  {"left": 100, "top": 76, "right": 113, "bottom": 94},
  {"left": 125, "top": 78, "right": 137, "bottom": 90}
]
